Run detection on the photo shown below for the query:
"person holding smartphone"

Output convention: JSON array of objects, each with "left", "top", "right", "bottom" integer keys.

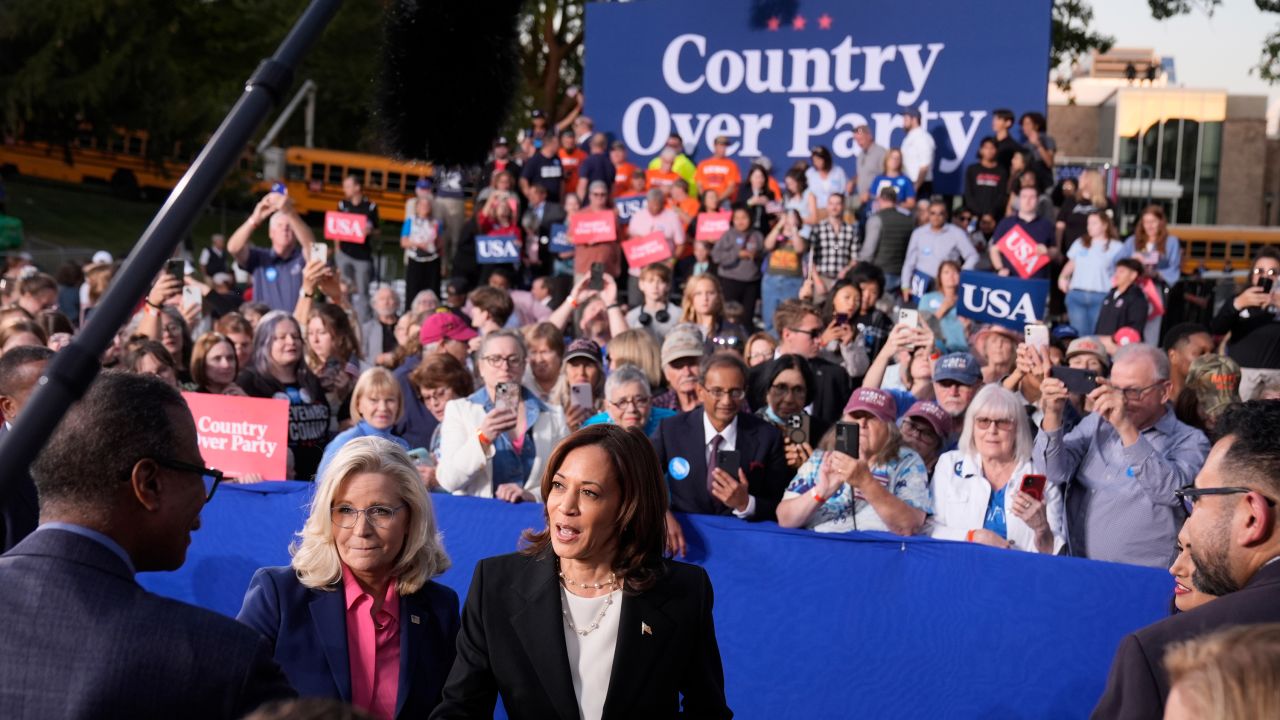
[
  {"left": 1212, "top": 247, "right": 1280, "bottom": 398},
  {"left": 929, "top": 385, "right": 1063, "bottom": 553}
]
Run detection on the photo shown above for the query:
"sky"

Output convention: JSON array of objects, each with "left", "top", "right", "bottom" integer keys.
[{"left": 1092, "top": 0, "right": 1280, "bottom": 103}]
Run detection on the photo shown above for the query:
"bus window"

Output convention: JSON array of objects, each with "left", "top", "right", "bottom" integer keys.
[
  {"left": 110, "top": 134, "right": 125, "bottom": 154},
  {"left": 387, "top": 172, "right": 402, "bottom": 192},
  {"left": 347, "top": 168, "right": 367, "bottom": 186},
  {"left": 1230, "top": 243, "right": 1247, "bottom": 259},
  {"left": 286, "top": 164, "right": 306, "bottom": 181},
  {"left": 328, "top": 165, "right": 344, "bottom": 185},
  {"left": 310, "top": 163, "right": 325, "bottom": 181},
  {"left": 370, "top": 170, "right": 383, "bottom": 189},
  {"left": 127, "top": 136, "right": 143, "bottom": 156},
  {"left": 405, "top": 174, "right": 418, "bottom": 191}
]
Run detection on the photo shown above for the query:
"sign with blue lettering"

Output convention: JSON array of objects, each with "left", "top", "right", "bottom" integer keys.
[
  {"left": 958, "top": 271, "right": 1048, "bottom": 331},
  {"left": 585, "top": 0, "right": 1051, "bottom": 195},
  {"left": 476, "top": 234, "right": 520, "bottom": 264},
  {"left": 548, "top": 223, "right": 574, "bottom": 253},
  {"left": 615, "top": 194, "right": 647, "bottom": 223}
]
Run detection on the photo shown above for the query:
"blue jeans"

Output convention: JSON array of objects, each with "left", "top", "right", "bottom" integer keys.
[
  {"left": 762, "top": 273, "right": 804, "bottom": 331},
  {"left": 1066, "top": 288, "right": 1107, "bottom": 335}
]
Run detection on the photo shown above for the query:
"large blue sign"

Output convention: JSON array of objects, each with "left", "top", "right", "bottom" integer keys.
[
  {"left": 476, "top": 234, "right": 520, "bottom": 264},
  {"left": 585, "top": 0, "right": 1051, "bottom": 195},
  {"left": 958, "top": 270, "right": 1048, "bottom": 330}
]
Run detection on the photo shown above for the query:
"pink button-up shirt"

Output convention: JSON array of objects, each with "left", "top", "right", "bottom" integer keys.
[{"left": 343, "top": 568, "right": 401, "bottom": 719}]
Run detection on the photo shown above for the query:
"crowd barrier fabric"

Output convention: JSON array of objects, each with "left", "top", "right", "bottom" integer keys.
[{"left": 140, "top": 482, "right": 1171, "bottom": 719}]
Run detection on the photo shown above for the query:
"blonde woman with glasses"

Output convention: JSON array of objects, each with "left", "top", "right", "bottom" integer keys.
[{"left": 238, "top": 436, "right": 459, "bottom": 719}]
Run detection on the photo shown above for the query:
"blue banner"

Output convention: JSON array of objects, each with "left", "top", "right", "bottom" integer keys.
[
  {"left": 958, "top": 270, "right": 1048, "bottom": 330},
  {"left": 476, "top": 234, "right": 520, "bottom": 264},
  {"left": 548, "top": 223, "right": 574, "bottom": 253},
  {"left": 614, "top": 194, "right": 647, "bottom": 223},
  {"left": 909, "top": 269, "right": 932, "bottom": 300},
  {"left": 585, "top": 0, "right": 1051, "bottom": 195}
]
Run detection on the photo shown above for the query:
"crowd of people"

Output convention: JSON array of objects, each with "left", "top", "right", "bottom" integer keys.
[{"left": 3, "top": 101, "right": 1280, "bottom": 719}]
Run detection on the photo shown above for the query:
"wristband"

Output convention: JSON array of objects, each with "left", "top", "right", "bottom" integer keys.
[
  {"left": 145, "top": 298, "right": 164, "bottom": 310},
  {"left": 477, "top": 429, "right": 491, "bottom": 446},
  {"left": 966, "top": 529, "right": 976, "bottom": 543},
  {"left": 570, "top": 297, "right": 580, "bottom": 309},
  {"left": 607, "top": 302, "right": 622, "bottom": 311},
  {"left": 812, "top": 491, "right": 826, "bottom": 504}
]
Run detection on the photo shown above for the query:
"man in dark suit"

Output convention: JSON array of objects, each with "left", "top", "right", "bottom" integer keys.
[
  {"left": 653, "top": 352, "right": 789, "bottom": 522},
  {"left": 0, "top": 373, "right": 295, "bottom": 718},
  {"left": 1093, "top": 401, "right": 1280, "bottom": 719},
  {"left": 521, "top": 183, "right": 567, "bottom": 276},
  {"left": 748, "top": 299, "right": 852, "bottom": 427},
  {"left": 0, "top": 346, "right": 52, "bottom": 552}
]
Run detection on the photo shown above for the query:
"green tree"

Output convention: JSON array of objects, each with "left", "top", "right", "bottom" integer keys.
[{"left": 1147, "top": 1, "right": 1280, "bottom": 81}]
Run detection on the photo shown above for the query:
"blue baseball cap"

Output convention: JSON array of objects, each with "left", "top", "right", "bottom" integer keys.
[
  {"left": 933, "top": 353, "right": 981, "bottom": 386},
  {"left": 1051, "top": 324, "right": 1080, "bottom": 341},
  {"left": 415, "top": 177, "right": 433, "bottom": 191}
]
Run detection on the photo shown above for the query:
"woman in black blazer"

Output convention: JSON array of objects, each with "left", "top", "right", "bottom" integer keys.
[{"left": 430, "top": 424, "right": 732, "bottom": 720}]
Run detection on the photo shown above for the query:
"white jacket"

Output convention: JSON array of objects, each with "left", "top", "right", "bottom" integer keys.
[
  {"left": 928, "top": 450, "right": 1066, "bottom": 554},
  {"left": 436, "top": 394, "right": 568, "bottom": 500}
]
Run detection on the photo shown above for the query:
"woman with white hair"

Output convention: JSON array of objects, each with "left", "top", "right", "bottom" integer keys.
[
  {"left": 582, "top": 364, "right": 676, "bottom": 435},
  {"left": 238, "top": 436, "right": 459, "bottom": 718},
  {"left": 929, "top": 384, "right": 1065, "bottom": 553}
]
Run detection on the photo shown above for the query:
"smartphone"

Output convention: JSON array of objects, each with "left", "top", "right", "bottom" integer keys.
[
  {"left": 1024, "top": 323, "right": 1049, "bottom": 348},
  {"left": 407, "top": 447, "right": 433, "bottom": 466},
  {"left": 834, "top": 421, "right": 860, "bottom": 458},
  {"left": 1021, "top": 474, "right": 1047, "bottom": 503},
  {"left": 1258, "top": 276, "right": 1275, "bottom": 293},
  {"left": 834, "top": 313, "right": 850, "bottom": 327},
  {"left": 495, "top": 381, "right": 518, "bottom": 411},
  {"left": 166, "top": 259, "right": 186, "bottom": 281},
  {"left": 784, "top": 413, "right": 808, "bottom": 445},
  {"left": 897, "top": 308, "right": 919, "bottom": 328},
  {"left": 181, "top": 285, "right": 202, "bottom": 312},
  {"left": 589, "top": 262, "right": 605, "bottom": 291},
  {"left": 1050, "top": 365, "right": 1101, "bottom": 395},
  {"left": 570, "top": 382, "right": 593, "bottom": 411},
  {"left": 715, "top": 449, "right": 741, "bottom": 478},
  {"left": 311, "top": 242, "right": 328, "bottom": 265}
]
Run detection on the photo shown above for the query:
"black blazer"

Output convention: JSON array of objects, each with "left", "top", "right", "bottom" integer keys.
[
  {"left": 0, "top": 529, "right": 295, "bottom": 718},
  {"left": 747, "top": 356, "right": 851, "bottom": 429},
  {"left": 429, "top": 550, "right": 731, "bottom": 720},
  {"left": 1092, "top": 560, "right": 1280, "bottom": 719},
  {"left": 651, "top": 408, "right": 789, "bottom": 522},
  {"left": 238, "top": 566, "right": 460, "bottom": 719},
  {"left": 0, "top": 425, "right": 38, "bottom": 552}
]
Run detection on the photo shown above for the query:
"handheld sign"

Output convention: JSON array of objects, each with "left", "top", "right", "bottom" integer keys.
[
  {"left": 569, "top": 210, "right": 618, "bottom": 245},
  {"left": 908, "top": 270, "right": 933, "bottom": 300},
  {"left": 622, "top": 231, "right": 674, "bottom": 267},
  {"left": 548, "top": 223, "right": 574, "bottom": 253},
  {"left": 476, "top": 234, "right": 521, "bottom": 264},
  {"left": 695, "top": 211, "right": 731, "bottom": 241},
  {"left": 957, "top": 271, "right": 1048, "bottom": 331},
  {"left": 615, "top": 194, "right": 647, "bottom": 223},
  {"left": 323, "top": 211, "right": 368, "bottom": 244},
  {"left": 996, "top": 225, "right": 1049, "bottom": 278},
  {"left": 183, "top": 393, "right": 288, "bottom": 480}
]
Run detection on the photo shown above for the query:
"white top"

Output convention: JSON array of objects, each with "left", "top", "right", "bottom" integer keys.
[
  {"left": 561, "top": 587, "right": 621, "bottom": 720},
  {"left": 901, "top": 127, "right": 936, "bottom": 183}
]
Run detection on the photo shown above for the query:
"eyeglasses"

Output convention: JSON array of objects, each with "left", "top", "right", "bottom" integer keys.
[
  {"left": 162, "top": 323, "right": 183, "bottom": 335},
  {"left": 788, "top": 326, "right": 822, "bottom": 340},
  {"left": 901, "top": 418, "right": 939, "bottom": 441},
  {"left": 609, "top": 396, "right": 650, "bottom": 411},
  {"left": 1114, "top": 381, "right": 1167, "bottom": 402},
  {"left": 331, "top": 504, "right": 407, "bottom": 529},
  {"left": 152, "top": 457, "right": 224, "bottom": 503},
  {"left": 974, "top": 417, "right": 1015, "bottom": 431},
  {"left": 481, "top": 354, "right": 523, "bottom": 368},
  {"left": 1253, "top": 267, "right": 1279, "bottom": 277},
  {"left": 1174, "top": 486, "right": 1278, "bottom": 508},
  {"left": 702, "top": 386, "right": 746, "bottom": 401},
  {"left": 768, "top": 384, "right": 806, "bottom": 398},
  {"left": 711, "top": 336, "right": 742, "bottom": 347}
]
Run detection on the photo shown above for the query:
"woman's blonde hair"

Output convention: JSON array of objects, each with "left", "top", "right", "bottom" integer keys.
[
  {"left": 348, "top": 366, "right": 405, "bottom": 424},
  {"left": 680, "top": 273, "right": 724, "bottom": 324},
  {"left": 607, "top": 329, "right": 663, "bottom": 388},
  {"left": 1076, "top": 168, "right": 1108, "bottom": 211},
  {"left": 290, "top": 436, "right": 450, "bottom": 594},
  {"left": 1164, "top": 623, "right": 1280, "bottom": 720}
]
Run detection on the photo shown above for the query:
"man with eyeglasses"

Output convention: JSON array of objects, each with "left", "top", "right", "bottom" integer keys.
[
  {"left": 0, "top": 373, "right": 295, "bottom": 717},
  {"left": 1035, "top": 343, "right": 1210, "bottom": 568},
  {"left": 748, "top": 300, "right": 852, "bottom": 427},
  {"left": 1093, "top": 400, "right": 1280, "bottom": 720},
  {"left": 653, "top": 353, "right": 789, "bottom": 522},
  {"left": 899, "top": 198, "right": 978, "bottom": 302},
  {"left": 1211, "top": 247, "right": 1280, "bottom": 399}
]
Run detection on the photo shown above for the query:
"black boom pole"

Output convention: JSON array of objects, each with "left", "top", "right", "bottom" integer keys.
[{"left": 0, "top": 0, "right": 342, "bottom": 482}]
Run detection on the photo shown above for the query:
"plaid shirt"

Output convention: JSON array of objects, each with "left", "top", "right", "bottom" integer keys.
[{"left": 811, "top": 219, "right": 858, "bottom": 277}]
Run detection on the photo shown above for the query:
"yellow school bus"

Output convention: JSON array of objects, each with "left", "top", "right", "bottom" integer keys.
[
  {"left": 0, "top": 126, "right": 197, "bottom": 198},
  {"left": 272, "top": 147, "right": 434, "bottom": 224},
  {"left": 1173, "top": 225, "right": 1280, "bottom": 275}
]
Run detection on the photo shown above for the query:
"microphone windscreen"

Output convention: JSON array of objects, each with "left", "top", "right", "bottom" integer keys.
[{"left": 377, "top": 0, "right": 523, "bottom": 167}]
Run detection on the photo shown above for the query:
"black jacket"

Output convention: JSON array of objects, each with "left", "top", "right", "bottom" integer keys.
[
  {"left": 1094, "top": 284, "right": 1148, "bottom": 337},
  {"left": 429, "top": 551, "right": 732, "bottom": 720},
  {"left": 747, "top": 354, "right": 851, "bottom": 428},
  {"left": 1092, "top": 560, "right": 1280, "bottom": 719},
  {"left": 1211, "top": 294, "right": 1280, "bottom": 369}
]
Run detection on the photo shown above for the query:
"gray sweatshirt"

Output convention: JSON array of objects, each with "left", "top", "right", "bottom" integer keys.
[{"left": 711, "top": 228, "right": 764, "bottom": 282}]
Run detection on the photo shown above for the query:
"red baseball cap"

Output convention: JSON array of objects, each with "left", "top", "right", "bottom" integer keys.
[
  {"left": 1112, "top": 327, "right": 1142, "bottom": 347},
  {"left": 903, "top": 400, "right": 952, "bottom": 439},
  {"left": 843, "top": 388, "right": 898, "bottom": 425},
  {"left": 420, "top": 311, "right": 478, "bottom": 345}
]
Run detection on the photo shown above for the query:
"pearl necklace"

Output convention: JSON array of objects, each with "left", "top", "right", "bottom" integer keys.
[
  {"left": 562, "top": 588, "right": 616, "bottom": 637},
  {"left": 556, "top": 559, "right": 618, "bottom": 590}
]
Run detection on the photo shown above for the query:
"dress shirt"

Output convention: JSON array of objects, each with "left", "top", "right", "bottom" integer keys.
[
  {"left": 37, "top": 523, "right": 136, "bottom": 575},
  {"left": 702, "top": 413, "right": 755, "bottom": 519},
  {"left": 1032, "top": 408, "right": 1209, "bottom": 568},
  {"left": 901, "top": 127, "right": 936, "bottom": 183},
  {"left": 344, "top": 569, "right": 401, "bottom": 719}
]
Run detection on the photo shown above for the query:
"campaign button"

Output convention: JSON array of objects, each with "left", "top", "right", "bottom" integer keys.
[{"left": 668, "top": 457, "right": 690, "bottom": 480}]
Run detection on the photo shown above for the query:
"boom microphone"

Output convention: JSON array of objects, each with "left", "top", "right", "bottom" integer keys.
[{"left": 377, "top": 0, "right": 524, "bottom": 166}]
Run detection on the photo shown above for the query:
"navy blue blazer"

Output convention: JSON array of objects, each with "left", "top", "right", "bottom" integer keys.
[
  {"left": 651, "top": 408, "right": 790, "bottom": 522},
  {"left": 0, "top": 528, "right": 295, "bottom": 719},
  {"left": 0, "top": 424, "right": 38, "bottom": 552},
  {"left": 237, "top": 566, "right": 460, "bottom": 719}
]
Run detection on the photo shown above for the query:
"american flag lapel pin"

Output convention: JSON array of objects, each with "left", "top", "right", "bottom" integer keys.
[
  {"left": 641, "top": 622, "right": 652, "bottom": 636},
  {"left": 411, "top": 615, "right": 421, "bottom": 624}
]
